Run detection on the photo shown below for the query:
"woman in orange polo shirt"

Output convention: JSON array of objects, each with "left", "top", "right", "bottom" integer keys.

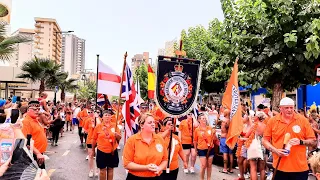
[
  {"left": 84, "top": 108, "right": 101, "bottom": 178},
  {"left": 92, "top": 109, "right": 121, "bottom": 180},
  {"left": 178, "top": 112, "right": 198, "bottom": 173},
  {"left": 194, "top": 113, "right": 218, "bottom": 180},
  {"left": 160, "top": 117, "right": 187, "bottom": 180},
  {"left": 123, "top": 113, "right": 168, "bottom": 180}
]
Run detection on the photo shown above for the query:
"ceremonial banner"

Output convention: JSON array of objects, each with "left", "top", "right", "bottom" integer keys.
[{"left": 155, "top": 56, "right": 202, "bottom": 116}]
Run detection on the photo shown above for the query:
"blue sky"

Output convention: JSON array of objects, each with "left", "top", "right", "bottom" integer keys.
[{"left": 10, "top": 0, "right": 224, "bottom": 74}]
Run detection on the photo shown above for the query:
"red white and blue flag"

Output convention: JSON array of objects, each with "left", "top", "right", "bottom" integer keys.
[
  {"left": 121, "top": 63, "right": 141, "bottom": 140},
  {"left": 97, "top": 93, "right": 111, "bottom": 107}
]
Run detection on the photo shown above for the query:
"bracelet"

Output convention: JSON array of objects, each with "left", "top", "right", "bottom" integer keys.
[{"left": 300, "top": 140, "right": 304, "bottom": 145}]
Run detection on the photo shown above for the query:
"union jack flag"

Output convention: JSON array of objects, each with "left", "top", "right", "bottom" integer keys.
[
  {"left": 97, "top": 93, "right": 111, "bottom": 109},
  {"left": 121, "top": 63, "right": 141, "bottom": 140}
]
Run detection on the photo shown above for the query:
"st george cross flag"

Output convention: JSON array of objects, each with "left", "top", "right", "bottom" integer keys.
[
  {"left": 121, "top": 63, "right": 141, "bottom": 140},
  {"left": 97, "top": 60, "right": 121, "bottom": 96},
  {"left": 222, "top": 59, "right": 243, "bottom": 149}
]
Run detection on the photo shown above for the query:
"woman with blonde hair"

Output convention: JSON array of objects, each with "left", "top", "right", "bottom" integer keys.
[
  {"left": 194, "top": 113, "right": 219, "bottom": 180},
  {"left": 123, "top": 113, "right": 168, "bottom": 180}
]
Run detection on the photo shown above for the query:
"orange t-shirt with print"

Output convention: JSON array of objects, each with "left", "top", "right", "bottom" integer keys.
[
  {"left": 92, "top": 122, "right": 120, "bottom": 153},
  {"left": 263, "top": 113, "right": 316, "bottom": 172},
  {"left": 179, "top": 119, "right": 196, "bottom": 145},
  {"left": 163, "top": 134, "right": 182, "bottom": 170},
  {"left": 22, "top": 115, "right": 48, "bottom": 153},
  {"left": 194, "top": 126, "right": 216, "bottom": 150},
  {"left": 123, "top": 133, "right": 168, "bottom": 178}
]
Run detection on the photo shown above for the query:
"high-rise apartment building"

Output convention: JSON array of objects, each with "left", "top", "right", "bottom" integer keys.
[
  {"left": 9, "top": 28, "right": 34, "bottom": 67},
  {"left": 33, "top": 17, "right": 62, "bottom": 63},
  {"left": 131, "top": 52, "right": 149, "bottom": 73},
  {"left": 61, "top": 34, "right": 85, "bottom": 76}
]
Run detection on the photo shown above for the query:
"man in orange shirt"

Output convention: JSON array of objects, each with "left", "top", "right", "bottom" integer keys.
[
  {"left": 21, "top": 100, "right": 48, "bottom": 169},
  {"left": 262, "top": 97, "right": 316, "bottom": 180}
]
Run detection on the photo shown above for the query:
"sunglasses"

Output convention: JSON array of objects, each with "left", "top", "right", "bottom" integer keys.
[
  {"left": 30, "top": 107, "right": 40, "bottom": 111},
  {"left": 88, "top": 112, "right": 93, "bottom": 114}
]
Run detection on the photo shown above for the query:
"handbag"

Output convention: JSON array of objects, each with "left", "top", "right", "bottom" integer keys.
[{"left": 247, "top": 134, "right": 264, "bottom": 160}]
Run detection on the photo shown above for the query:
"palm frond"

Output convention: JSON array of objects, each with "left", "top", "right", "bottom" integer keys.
[{"left": 0, "top": 5, "right": 9, "bottom": 17}]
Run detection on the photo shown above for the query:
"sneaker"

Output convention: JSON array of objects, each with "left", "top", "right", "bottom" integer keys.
[
  {"left": 88, "top": 170, "right": 94, "bottom": 178},
  {"left": 183, "top": 169, "right": 189, "bottom": 174},
  {"left": 244, "top": 173, "right": 250, "bottom": 179},
  {"left": 86, "top": 155, "right": 89, "bottom": 160},
  {"left": 189, "top": 167, "right": 195, "bottom": 174},
  {"left": 95, "top": 169, "right": 99, "bottom": 177}
]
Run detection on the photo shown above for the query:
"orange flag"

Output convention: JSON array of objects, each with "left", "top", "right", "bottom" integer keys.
[
  {"left": 222, "top": 58, "right": 243, "bottom": 149},
  {"left": 148, "top": 64, "right": 156, "bottom": 99}
]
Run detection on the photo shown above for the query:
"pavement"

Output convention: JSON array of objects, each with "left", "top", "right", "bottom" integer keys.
[{"left": 44, "top": 128, "right": 316, "bottom": 180}]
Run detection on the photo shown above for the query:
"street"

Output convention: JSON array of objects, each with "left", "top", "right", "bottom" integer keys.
[{"left": 45, "top": 129, "right": 240, "bottom": 180}]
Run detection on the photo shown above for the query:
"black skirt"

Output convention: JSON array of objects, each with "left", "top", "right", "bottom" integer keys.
[
  {"left": 96, "top": 149, "right": 119, "bottom": 169},
  {"left": 160, "top": 168, "right": 179, "bottom": 180},
  {"left": 126, "top": 173, "right": 160, "bottom": 180}
]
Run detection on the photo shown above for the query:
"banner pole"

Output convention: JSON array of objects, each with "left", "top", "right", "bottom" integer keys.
[
  {"left": 167, "top": 40, "right": 184, "bottom": 173},
  {"left": 95, "top": 54, "right": 99, "bottom": 110},
  {"left": 116, "top": 52, "right": 127, "bottom": 131}
]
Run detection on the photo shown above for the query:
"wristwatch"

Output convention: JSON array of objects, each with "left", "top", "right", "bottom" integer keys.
[{"left": 300, "top": 140, "right": 304, "bottom": 145}]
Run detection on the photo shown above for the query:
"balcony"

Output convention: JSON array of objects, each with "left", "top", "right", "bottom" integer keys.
[
  {"left": 34, "top": 34, "right": 40, "bottom": 39},
  {"left": 35, "top": 23, "right": 42, "bottom": 28},
  {"left": 35, "top": 29, "right": 41, "bottom": 33}
]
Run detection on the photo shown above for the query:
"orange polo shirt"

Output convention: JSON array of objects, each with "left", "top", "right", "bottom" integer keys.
[
  {"left": 163, "top": 134, "right": 182, "bottom": 170},
  {"left": 92, "top": 122, "right": 120, "bottom": 153},
  {"left": 179, "top": 119, "right": 195, "bottom": 144},
  {"left": 77, "top": 109, "right": 88, "bottom": 127},
  {"left": 123, "top": 133, "right": 168, "bottom": 177},
  {"left": 263, "top": 113, "right": 316, "bottom": 172},
  {"left": 22, "top": 115, "right": 48, "bottom": 153},
  {"left": 194, "top": 126, "right": 215, "bottom": 150},
  {"left": 84, "top": 117, "right": 100, "bottom": 145}
]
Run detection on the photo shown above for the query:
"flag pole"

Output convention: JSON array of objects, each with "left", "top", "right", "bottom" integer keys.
[
  {"left": 115, "top": 52, "right": 127, "bottom": 132},
  {"left": 167, "top": 39, "right": 184, "bottom": 173},
  {"left": 95, "top": 54, "right": 100, "bottom": 110}
]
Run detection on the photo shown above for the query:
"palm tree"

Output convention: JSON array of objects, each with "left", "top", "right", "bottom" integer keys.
[
  {"left": 17, "top": 57, "right": 62, "bottom": 95},
  {"left": 0, "top": 22, "right": 31, "bottom": 61},
  {"left": 47, "top": 72, "right": 79, "bottom": 102}
]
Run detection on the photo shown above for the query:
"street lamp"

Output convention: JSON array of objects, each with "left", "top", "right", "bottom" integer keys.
[
  {"left": 81, "top": 74, "right": 87, "bottom": 86},
  {"left": 54, "top": 30, "right": 74, "bottom": 63}
]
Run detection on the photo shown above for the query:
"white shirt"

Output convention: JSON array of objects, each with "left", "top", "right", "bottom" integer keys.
[{"left": 73, "top": 107, "right": 81, "bottom": 118}]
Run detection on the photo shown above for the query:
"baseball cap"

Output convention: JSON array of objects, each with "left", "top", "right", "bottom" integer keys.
[
  {"left": 279, "top": 97, "right": 294, "bottom": 106},
  {"left": 0, "top": 99, "right": 6, "bottom": 107}
]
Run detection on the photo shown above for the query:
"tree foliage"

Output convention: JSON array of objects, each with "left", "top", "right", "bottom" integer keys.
[
  {"left": 182, "top": 0, "right": 320, "bottom": 109},
  {"left": 17, "top": 57, "right": 62, "bottom": 95},
  {"left": 46, "top": 72, "right": 78, "bottom": 102},
  {"left": 77, "top": 80, "right": 96, "bottom": 100},
  {"left": 133, "top": 63, "right": 148, "bottom": 100}
]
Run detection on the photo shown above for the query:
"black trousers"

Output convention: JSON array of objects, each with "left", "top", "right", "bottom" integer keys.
[
  {"left": 274, "top": 170, "right": 308, "bottom": 180},
  {"left": 52, "top": 127, "right": 60, "bottom": 143},
  {"left": 78, "top": 126, "right": 83, "bottom": 142}
]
